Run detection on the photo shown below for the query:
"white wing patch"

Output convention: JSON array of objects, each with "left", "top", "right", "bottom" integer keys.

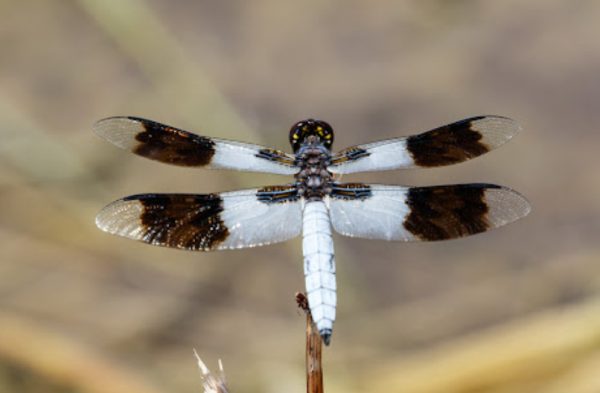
[
  {"left": 210, "top": 140, "right": 299, "bottom": 175},
  {"left": 329, "top": 139, "right": 412, "bottom": 174},
  {"left": 219, "top": 190, "right": 302, "bottom": 249},
  {"left": 329, "top": 186, "right": 415, "bottom": 241}
]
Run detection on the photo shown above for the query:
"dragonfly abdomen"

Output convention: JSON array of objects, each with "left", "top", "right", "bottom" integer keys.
[{"left": 302, "top": 200, "right": 336, "bottom": 345}]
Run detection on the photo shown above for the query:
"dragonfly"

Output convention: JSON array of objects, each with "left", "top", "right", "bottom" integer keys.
[{"left": 94, "top": 115, "right": 531, "bottom": 345}]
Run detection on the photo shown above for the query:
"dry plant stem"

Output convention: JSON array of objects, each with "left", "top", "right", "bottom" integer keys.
[
  {"left": 297, "top": 293, "right": 324, "bottom": 393},
  {"left": 194, "top": 350, "right": 229, "bottom": 393}
]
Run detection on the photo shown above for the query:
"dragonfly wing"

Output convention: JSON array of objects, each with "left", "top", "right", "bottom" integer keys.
[
  {"left": 94, "top": 116, "right": 298, "bottom": 175},
  {"left": 96, "top": 185, "right": 303, "bottom": 250},
  {"left": 329, "top": 182, "right": 531, "bottom": 241},
  {"left": 329, "top": 116, "right": 520, "bottom": 174}
]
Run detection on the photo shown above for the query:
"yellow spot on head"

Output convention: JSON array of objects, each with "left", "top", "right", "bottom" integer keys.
[{"left": 324, "top": 134, "right": 332, "bottom": 139}]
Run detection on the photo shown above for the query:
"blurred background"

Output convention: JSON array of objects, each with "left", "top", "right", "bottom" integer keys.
[{"left": 1, "top": 1, "right": 600, "bottom": 392}]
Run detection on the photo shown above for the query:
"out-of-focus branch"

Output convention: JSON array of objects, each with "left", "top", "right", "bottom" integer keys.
[
  {"left": 76, "top": 0, "right": 254, "bottom": 142},
  {"left": 367, "top": 296, "right": 600, "bottom": 393},
  {"left": 0, "top": 311, "right": 164, "bottom": 393}
]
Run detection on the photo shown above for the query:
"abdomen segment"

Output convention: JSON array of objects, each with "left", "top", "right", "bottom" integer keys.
[{"left": 302, "top": 200, "right": 336, "bottom": 345}]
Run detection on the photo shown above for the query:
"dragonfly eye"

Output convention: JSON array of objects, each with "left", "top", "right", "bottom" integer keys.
[
  {"left": 314, "top": 120, "right": 334, "bottom": 148},
  {"left": 289, "top": 122, "right": 305, "bottom": 151}
]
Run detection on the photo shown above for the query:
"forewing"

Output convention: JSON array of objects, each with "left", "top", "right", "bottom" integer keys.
[
  {"left": 329, "top": 116, "right": 520, "bottom": 174},
  {"left": 329, "top": 183, "right": 530, "bottom": 241},
  {"left": 96, "top": 186, "right": 302, "bottom": 250},
  {"left": 93, "top": 117, "right": 298, "bottom": 175}
]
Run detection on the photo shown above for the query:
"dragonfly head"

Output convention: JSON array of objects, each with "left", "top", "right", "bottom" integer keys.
[{"left": 289, "top": 119, "right": 334, "bottom": 152}]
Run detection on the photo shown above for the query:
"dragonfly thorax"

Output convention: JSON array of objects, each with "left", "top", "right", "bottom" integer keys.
[{"left": 295, "top": 141, "right": 333, "bottom": 201}]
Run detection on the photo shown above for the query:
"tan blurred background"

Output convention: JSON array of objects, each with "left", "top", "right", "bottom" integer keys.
[{"left": 1, "top": 1, "right": 600, "bottom": 392}]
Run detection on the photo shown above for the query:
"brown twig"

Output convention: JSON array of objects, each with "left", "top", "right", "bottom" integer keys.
[{"left": 296, "top": 292, "right": 324, "bottom": 393}]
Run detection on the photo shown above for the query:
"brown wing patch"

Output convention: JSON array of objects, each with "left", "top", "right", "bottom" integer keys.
[
  {"left": 404, "top": 184, "right": 499, "bottom": 240},
  {"left": 131, "top": 117, "right": 216, "bottom": 166},
  {"left": 129, "top": 193, "right": 229, "bottom": 250},
  {"left": 407, "top": 116, "right": 489, "bottom": 167}
]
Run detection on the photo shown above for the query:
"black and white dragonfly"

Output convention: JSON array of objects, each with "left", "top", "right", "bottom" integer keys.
[{"left": 94, "top": 116, "right": 530, "bottom": 345}]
